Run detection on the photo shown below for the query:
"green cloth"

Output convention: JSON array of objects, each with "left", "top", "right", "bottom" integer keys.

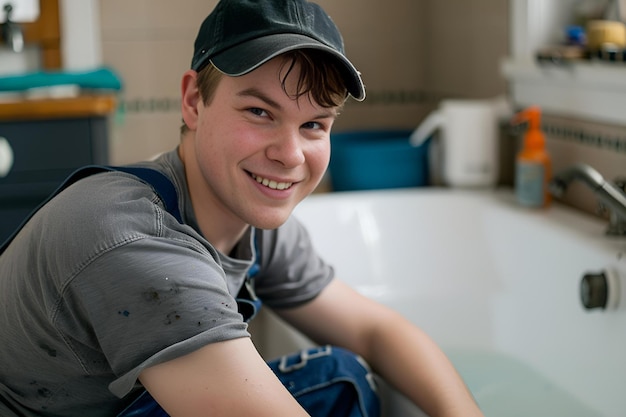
[{"left": 0, "top": 67, "right": 122, "bottom": 92}]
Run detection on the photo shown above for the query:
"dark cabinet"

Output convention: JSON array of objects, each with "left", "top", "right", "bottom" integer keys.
[{"left": 0, "top": 96, "right": 114, "bottom": 244}]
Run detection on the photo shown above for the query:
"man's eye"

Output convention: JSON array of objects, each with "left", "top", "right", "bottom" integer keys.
[
  {"left": 302, "top": 121, "right": 322, "bottom": 130},
  {"left": 248, "top": 108, "right": 267, "bottom": 117}
]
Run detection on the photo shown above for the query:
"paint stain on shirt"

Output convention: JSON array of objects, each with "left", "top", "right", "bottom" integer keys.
[
  {"left": 164, "top": 311, "right": 181, "bottom": 325},
  {"left": 38, "top": 343, "right": 57, "bottom": 357},
  {"left": 142, "top": 288, "right": 161, "bottom": 302}
]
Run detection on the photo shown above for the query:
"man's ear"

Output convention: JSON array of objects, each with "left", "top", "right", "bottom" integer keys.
[{"left": 181, "top": 70, "right": 201, "bottom": 131}]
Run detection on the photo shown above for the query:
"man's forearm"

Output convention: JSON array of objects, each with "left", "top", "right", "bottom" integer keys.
[{"left": 364, "top": 311, "right": 484, "bottom": 417}]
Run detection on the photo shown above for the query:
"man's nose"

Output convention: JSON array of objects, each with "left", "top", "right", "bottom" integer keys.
[{"left": 266, "top": 129, "right": 306, "bottom": 168}]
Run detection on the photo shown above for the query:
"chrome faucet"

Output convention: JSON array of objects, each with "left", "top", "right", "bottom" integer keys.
[
  {"left": 1, "top": 3, "right": 24, "bottom": 53},
  {"left": 550, "top": 163, "right": 626, "bottom": 236}
]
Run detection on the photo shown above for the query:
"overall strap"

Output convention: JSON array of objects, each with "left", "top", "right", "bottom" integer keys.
[
  {"left": 106, "top": 166, "right": 183, "bottom": 223},
  {"left": 236, "top": 229, "right": 263, "bottom": 322},
  {"left": 0, "top": 164, "right": 262, "bottom": 321},
  {"left": 0, "top": 165, "right": 182, "bottom": 255}
]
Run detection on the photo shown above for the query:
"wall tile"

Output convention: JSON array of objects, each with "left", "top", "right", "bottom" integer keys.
[
  {"left": 108, "top": 111, "right": 182, "bottom": 165},
  {"left": 423, "top": 0, "right": 510, "bottom": 98}
]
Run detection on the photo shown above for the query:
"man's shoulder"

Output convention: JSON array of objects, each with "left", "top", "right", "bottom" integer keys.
[
  {"left": 32, "top": 171, "right": 165, "bottom": 256},
  {"left": 58, "top": 170, "right": 161, "bottom": 225}
]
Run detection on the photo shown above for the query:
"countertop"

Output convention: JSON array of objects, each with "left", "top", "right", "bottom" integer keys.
[{"left": 0, "top": 95, "right": 116, "bottom": 122}]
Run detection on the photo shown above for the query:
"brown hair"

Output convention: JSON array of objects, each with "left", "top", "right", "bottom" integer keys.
[{"left": 180, "top": 49, "right": 349, "bottom": 135}]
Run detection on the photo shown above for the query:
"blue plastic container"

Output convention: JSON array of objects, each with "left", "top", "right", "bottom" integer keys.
[{"left": 329, "top": 130, "right": 430, "bottom": 192}]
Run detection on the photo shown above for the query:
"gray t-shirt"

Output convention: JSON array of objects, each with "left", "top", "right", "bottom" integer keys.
[{"left": 0, "top": 149, "right": 334, "bottom": 417}]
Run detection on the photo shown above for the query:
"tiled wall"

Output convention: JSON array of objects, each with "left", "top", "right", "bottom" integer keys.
[
  {"left": 99, "top": 0, "right": 209, "bottom": 164},
  {"left": 99, "top": 0, "right": 509, "bottom": 164}
]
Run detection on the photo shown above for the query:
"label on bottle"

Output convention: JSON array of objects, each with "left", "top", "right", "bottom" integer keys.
[{"left": 515, "top": 161, "right": 545, "bottom": 207}]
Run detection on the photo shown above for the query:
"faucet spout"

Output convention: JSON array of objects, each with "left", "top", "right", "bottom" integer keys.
[
  {"left": 1, "top": 3, "right": 24, "bottom": 53},
  {"left": 550, "top": 163, "right": 626, "bottom": 236}
]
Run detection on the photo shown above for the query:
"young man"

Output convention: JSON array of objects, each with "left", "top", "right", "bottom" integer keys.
[{"left": 0, "top": 0, "right": 485, "bottom": 416}]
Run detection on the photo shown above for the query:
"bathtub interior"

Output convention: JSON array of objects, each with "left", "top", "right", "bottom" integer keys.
[{"left": 249, "top": 188, "right": 626, "bottom": 417}]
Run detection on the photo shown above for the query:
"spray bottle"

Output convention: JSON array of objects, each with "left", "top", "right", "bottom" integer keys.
[{"left": 512, "top": 106, "right": 551, "bottom": 208}]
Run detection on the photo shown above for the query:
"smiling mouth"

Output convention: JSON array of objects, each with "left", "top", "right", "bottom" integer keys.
[{"left": 251, "top": 173, "right": 294, "bottom": 190}]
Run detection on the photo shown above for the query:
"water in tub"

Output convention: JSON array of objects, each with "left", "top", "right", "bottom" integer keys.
[
  {"left": 445, "top": 350, "right": 597, "bottom": 417},
  {"left": 379, "top": 349, "right": 600, "bottom": 417},
  {"left": 285, "top": 188, "right": 626, "bottom": 417}
]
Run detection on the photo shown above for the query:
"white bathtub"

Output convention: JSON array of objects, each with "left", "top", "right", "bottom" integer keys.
[{"left": 250, "top": 188, "right": 626, "bottom": 417}]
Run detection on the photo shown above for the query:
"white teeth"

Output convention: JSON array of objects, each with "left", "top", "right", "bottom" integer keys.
[{"left": 253, "top": 174, "right": 292, "bottom": 190}]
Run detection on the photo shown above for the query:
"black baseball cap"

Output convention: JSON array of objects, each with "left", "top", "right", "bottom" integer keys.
[{"left": 191, "top": 0, "right": 366, "bottom": 101}]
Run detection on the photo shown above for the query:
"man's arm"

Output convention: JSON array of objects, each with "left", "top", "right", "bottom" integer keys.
[
  {"left": 139, "top": 337, "right": 310, "bottom": 417},
  {"left": 276, "top": 279, "right": 484, "bottom": 417}
]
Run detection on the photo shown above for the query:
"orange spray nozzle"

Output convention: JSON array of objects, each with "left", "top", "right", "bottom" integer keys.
[
  {"left": 511, "top": 106, "right": 541, "bottom": 129},
  {"left": 512, "top": 106, "right": 544, "bottom": 151}
]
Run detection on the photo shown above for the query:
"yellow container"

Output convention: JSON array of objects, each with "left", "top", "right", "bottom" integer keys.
[{"left": 587, "top": 20, "right": 626, "bottom": 49}]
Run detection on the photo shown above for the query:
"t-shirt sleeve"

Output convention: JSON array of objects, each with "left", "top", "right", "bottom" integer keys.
[
  {"left": 254, "top": 216, "right": 334, "bottom": 309},
  {"left": 66, "top": 236, "right": 249, "bottom": 398}
]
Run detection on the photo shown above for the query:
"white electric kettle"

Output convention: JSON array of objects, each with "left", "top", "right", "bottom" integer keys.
[{"left": 410, "top": 96, "right": 511, "bottom": 188}]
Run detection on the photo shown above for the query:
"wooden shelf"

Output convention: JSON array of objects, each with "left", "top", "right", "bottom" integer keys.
[{"left": 0, "top": 95, "right": 116, "bottom": 121}]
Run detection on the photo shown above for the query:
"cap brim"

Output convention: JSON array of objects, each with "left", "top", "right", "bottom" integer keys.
[{"left": 209, "top": 33, "right": 365, "bottom": 101}]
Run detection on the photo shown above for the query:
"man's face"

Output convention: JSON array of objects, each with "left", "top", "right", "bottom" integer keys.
[{"left": 188, "top": 57, "right": 337, "bottom": 231}]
